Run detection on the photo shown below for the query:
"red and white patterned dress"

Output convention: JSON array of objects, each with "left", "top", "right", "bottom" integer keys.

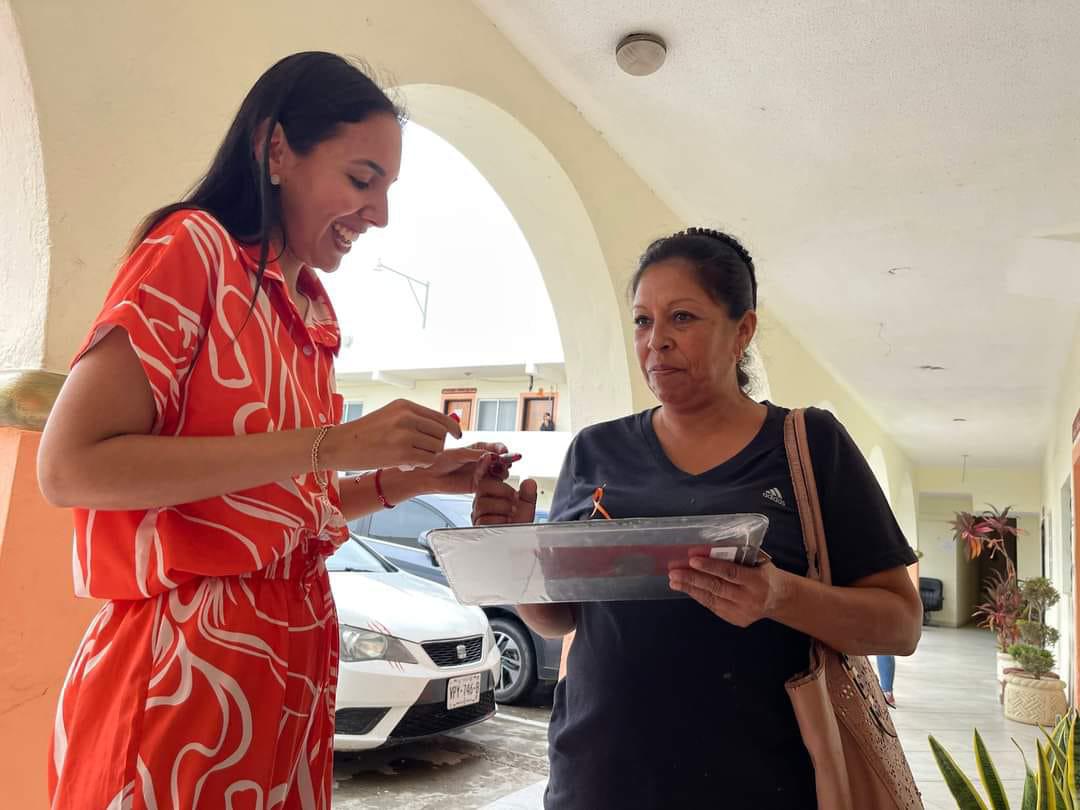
[{"left": 49, "top": 210, "right": 351, "bottom": 809}]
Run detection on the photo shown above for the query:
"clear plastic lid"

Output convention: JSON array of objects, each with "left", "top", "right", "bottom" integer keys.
[{"left": 428, "top": 513, "right": 770, "bottom": 606}]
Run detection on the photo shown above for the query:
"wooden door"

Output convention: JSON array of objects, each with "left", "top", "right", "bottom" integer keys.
[
  {"left": 522, "top": 397, "right": 555, "bottom": 431},
  {"left": 444, "top": 399, "right": 474, "bottom": 430}
]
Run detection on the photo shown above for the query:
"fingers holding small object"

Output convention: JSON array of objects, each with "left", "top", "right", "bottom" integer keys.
[
  {"left": 687, "top": 556, "right": 743, "bottom": 582},
  {"left": 669, "top": 568, "right": 732, "bottom": 600}
]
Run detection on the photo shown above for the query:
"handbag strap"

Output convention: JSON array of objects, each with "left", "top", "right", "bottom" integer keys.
[{"left": 783, "top": 409, "right": 833, "bottom": 587}]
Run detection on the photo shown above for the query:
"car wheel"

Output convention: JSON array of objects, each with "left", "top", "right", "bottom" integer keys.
[{"left": 490, "top": 617, "right": 536, "bottom": 705}]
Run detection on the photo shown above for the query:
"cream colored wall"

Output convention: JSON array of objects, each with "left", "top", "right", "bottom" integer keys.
[
  {"left": 915, "top": 467, "right": 1044, "bottom": 632},
  {"left": 1041, "top": 320, "right": 1080, "bottom": 691},
  {"left": 757, "top": 309, "right": 920, "bottom": 547},
  {"left": 1043, "top": 321, "right": 1080, "bottom": 597},
  {"left": 1017, "top": 513, "right": 1043, "bottom": 581},
  {"left": 918, "top": 493, "right": 975, "bottom": 627},
  {"left": 918, "top": 465, "right": 1043, "bottom": 514},
  {"left": 918, "top": 464, "right": 1044, "bottom": 589}
]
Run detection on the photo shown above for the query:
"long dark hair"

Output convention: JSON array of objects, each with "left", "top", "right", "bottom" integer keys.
[
  {"left": 631, "top": 227, "right": 758, "bottom": 392},
  {"left": 132, "top": 51, "right": 402, "bottom": 301}
]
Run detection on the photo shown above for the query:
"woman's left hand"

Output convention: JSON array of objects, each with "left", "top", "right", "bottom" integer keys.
[
  {"left": 420, "top": 443, "right": 513, "bottom": 494},
  {"left": 668, "top": 556, "right": 793, "bottom": 628}
]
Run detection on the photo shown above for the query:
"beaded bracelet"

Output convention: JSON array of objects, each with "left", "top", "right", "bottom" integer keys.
[{"left": 311, "top": 426, "right": 333, "bottom": 503}]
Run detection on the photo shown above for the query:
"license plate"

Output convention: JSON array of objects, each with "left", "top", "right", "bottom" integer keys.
[{"left": 447, "top": 673, "right": 482, "bottom": 710}]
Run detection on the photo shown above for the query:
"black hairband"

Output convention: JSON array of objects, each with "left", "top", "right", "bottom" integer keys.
[{"left": 679, "top": 227, "right": 757, "bottom": 307}]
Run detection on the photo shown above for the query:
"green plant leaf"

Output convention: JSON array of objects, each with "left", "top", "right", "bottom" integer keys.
[
  {"left": 1068, "top": 712, "right": 1080, "bottom": 806},
  {"left": 1044, "top": 725, "right": 1069, "bottom": 779},
  {"left": 975, "top": 729, "right": 1012, "bottom": 810},
  {"left": 1024, "top": 772, "right": 1039, "bottom": 810},
  {"left": 930, "top": 735, "right": 990, "bottom": 809},
  {"left": 1054, "top": 715, "right": 1070, "bottom": 749},
  {"left": 1054, "top": 778, "right": 1070, "bottom": 810},
  {"left": 1054, "top": 718, "right": 1075, "bottom": 807},
  {"left": 1014, "top": 739, "right": 1038, "bottom": 810},
  {"left": 1039, "top": 740, "right": 1059, "bottom": 810}
]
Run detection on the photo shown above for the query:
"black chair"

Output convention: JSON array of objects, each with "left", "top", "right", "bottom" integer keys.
[{"left": 919, "top": 577, "right": 944, "bottom": 625}]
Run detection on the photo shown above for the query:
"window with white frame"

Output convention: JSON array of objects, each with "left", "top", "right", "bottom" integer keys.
[
  {"left": 476, "top": 399, "right": 518, "bottom": 431},
  {"left": 343, "top": 401, "right": 364, "bottom": 423}
]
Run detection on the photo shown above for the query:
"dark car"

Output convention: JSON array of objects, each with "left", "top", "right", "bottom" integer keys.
[{"left": 349, "top": 494, "right": 561, "bottom": 704}]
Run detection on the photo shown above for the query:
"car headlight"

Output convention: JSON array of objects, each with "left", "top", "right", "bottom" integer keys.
[{"left": 339, "top": 624, "right": 417, "bottom": 664}]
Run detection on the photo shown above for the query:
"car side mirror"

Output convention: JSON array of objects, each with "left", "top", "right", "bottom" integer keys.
[{"left": 418, "top": 530, "right": 439, "bottom": 565}]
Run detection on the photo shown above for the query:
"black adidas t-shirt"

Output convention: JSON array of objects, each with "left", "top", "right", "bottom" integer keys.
[{"left": 544, "top": 403, "right": 916, "bottom": 810}]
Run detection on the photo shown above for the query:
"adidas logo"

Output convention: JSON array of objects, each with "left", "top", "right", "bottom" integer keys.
[{"left": 763, "top": 487, "right": 787, "bottom": 507}]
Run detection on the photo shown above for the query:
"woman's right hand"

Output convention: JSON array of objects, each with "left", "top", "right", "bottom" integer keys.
[{"left": 325, "top": 399, "right": 463, "bottom": 471}]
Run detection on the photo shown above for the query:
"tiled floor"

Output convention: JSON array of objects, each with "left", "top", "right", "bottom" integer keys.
[
  {"left": 484, "top": 625, "right": 1053, "bottom": 809},
  {"left": 890, "top": 624, "right": 1045, "bottom": 809}
]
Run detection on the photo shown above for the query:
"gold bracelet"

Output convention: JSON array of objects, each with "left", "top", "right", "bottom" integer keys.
[{"left": 311, "top": 425, "right": 333, "bottom": 502}]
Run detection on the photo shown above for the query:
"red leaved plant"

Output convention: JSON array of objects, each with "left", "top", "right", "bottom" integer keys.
[
  {"left": 957, "top": 505, "right": 1025, "bottom": 652},
  {"left": 973, "top": 569, "right": 1024, "bottom": 652}
]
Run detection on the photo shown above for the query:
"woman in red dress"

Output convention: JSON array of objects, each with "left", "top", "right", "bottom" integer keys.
[{"left": 38, "top": 52, "right": 505, "bottom": 809}]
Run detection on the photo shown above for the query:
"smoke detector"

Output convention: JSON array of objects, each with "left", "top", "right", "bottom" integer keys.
[{"left": 616, "top": 33, "right": 667, "bottom": 76}]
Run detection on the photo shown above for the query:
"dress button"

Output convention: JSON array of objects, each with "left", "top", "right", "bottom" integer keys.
[
  {"left": 303, "top": 345, "right": 314, "bottom": 357},
  {"left": 319, "top": 415, "right": 327, "bottom": 424}
]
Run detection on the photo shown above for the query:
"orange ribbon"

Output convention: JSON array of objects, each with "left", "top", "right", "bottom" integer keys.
[{"left": 590, "top": 485, "right": 612, "bottom": 520}]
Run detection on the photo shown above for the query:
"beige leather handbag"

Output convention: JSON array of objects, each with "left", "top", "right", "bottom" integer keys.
[{"left": 783, "top": 409, "right": 924, "bottom": 810}]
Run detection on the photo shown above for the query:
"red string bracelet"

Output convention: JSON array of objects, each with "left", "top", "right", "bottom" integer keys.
[{"left": 373, "top": 468, "right": 395, "bottom": 510}]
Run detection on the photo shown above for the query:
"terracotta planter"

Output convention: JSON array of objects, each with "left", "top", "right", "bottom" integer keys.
[{"left": 1003, "top": 672, "right": 1068, "bottom": 726}]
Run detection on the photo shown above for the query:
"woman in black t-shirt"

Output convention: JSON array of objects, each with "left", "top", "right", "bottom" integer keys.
[{"left": 472, "top": 228, "right": 922, "bottom": 809}]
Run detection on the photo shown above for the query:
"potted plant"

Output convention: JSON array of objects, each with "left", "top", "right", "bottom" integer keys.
[
  {"left": 951, "top": 504, "right": 1024, "bottom": 695},
  {"left": 972, "top": 569, "right": 1024, "bottom": 696},
  {"left": 1004, "top": 576, "right": 1068, "bottom": 726}
]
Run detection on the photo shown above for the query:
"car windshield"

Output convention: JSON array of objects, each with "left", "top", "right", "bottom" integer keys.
[
  {"left": 326, "top": 538, "right": 394, "bottom": 573},
  {"left": 426, "top": 496, "right": 474, "bottom": 528},
  {"left": 423, "top": 495, "right": 548, "bottom": 526}
]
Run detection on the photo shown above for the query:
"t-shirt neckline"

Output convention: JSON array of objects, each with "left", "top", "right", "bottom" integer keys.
[{"left": 639, "top": 401, "right": 783, "bottom": 480}]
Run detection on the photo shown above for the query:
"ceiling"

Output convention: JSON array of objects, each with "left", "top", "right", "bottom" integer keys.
[{"left": 473, "top": 0, "right": 1080, "bottom": 465}]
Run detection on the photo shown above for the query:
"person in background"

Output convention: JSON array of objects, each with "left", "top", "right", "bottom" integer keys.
[
  {"left": 878, "top": 654, "right": 898, "bottom": 707},
  {"left": 540, "top": 412, "right": 556, "bottom": 431}
]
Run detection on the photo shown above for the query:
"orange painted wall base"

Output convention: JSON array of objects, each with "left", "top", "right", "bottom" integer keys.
[{"left": 0, "top": 428, "right": 100, "bottom": 809}]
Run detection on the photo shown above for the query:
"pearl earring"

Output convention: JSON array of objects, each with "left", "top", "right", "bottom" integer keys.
[{"left": 270, "top": 174, "right": 281, "bottom": 186}]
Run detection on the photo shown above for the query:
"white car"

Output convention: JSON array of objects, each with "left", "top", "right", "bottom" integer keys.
[{"left": 329, "top": 536, "right": 501, "bottom": 751}]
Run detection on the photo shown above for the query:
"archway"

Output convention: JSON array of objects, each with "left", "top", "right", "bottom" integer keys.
[
  {"left": 0, "top": 0, "right": 49, "bottom": 371},
  {"left": 398, "top": 84, "right": 633, "bottom": 429}
]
